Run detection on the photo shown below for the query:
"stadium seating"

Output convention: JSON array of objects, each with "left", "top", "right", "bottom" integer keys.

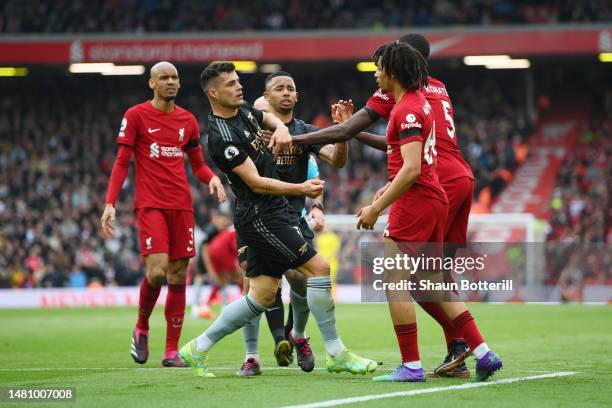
[
  {"left": 1, "top": 1, "right": 609, "bottom": 33},
  {"left": 0, "top": 62, "right": 608, "bottom": 288}
]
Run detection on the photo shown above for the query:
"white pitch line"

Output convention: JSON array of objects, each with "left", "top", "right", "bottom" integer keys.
[
  {"left": 0, "top": 367, "right": 362, "bottom": 372},
  {"left": 280, "top": 371, "right": 577, "bottom": 408},
  {"left": 0, "top": 367, "right": 572, "bottom": 374}
]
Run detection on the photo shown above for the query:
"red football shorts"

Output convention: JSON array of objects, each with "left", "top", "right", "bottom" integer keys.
[
  {"left": 384, "top": 192, "right": 449, "bottom": 244},
  {"left": 442, "top": 177, "right": 474, "bottom": 244},
  {"left": 135, "top": 208, "right": 196, "bottom": 260}
]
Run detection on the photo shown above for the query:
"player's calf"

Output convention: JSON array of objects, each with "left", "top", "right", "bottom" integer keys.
[{"left": 298, "top": 256, "right": 377, "bottom": 375}]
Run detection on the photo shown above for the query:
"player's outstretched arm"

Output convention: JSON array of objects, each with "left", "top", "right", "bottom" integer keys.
[
  {"left": 101, "top": 145, "right": 133, "bottom": 238},
  {"left": 232, "top": 157, "right": 324, "bottom": 198},
  {"left": 356, "top": 142, "right": 421, "bottom": 230},
  {"left": 314, "top": 102, "right": 350, "bottom": 168},
  {"left": 185, "top": 143, "right": 227, "bottom": 203},
  {"left": 332, "top": 99, "right": 386, "bottom": 152},
  {"left": 355, "top": 132, "right": 387, "bottom": 152},
  {"left": 262, "top": 111, "right": 292, "bottom": 159},
  {"left": 293, "top": 108, "right": 374, "bottom": 146}
]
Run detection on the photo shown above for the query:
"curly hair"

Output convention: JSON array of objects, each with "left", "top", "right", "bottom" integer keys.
[{"left": 372, "top": 41, "right": 429, "bottom": 91}]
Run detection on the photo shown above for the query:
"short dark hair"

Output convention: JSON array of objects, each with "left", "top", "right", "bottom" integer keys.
[
  {"left": 398, "top": 33, "right": 430, "bottom": 60},
  {"left": 373, "top": 41, "right": 429, "bottom": 91},
  {"left": 200, "top": 61, "right": 235, "bottom": 93},
  {"left": 264, "top": 71, "right": 294, "bottom": 89}
]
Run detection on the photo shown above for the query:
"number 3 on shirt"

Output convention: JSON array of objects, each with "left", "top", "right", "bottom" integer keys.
[
  {"left": 441, "top": 100, "right": 455, "bottom": 139},
  {"left": 423, "top": 124, "right": 437, "bottom": 165}
]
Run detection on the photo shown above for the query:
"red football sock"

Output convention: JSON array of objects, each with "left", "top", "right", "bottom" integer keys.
[
  {"left": 206, "top": 285, "right": 219, "bottom": 306},
  {"left": 417, "top": 301, "right": 464, "bottom": 349},
  {"left": 452, "top": 310, "right": 484, "bottom": 351},
  {"left": 394, "top": 323, "right": 420, "bottom": 363},
  {"left": 136, "top": 277, "right": 161, "bottom": 332},
  {"left": 165, "top": 284, "right": 186, "bottom": 355}
]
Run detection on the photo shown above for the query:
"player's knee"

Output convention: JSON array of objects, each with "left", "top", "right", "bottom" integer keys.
[
  {"left": 285, "top": 270, "right": 307, "bottom": 297},
  {"left": 147, "top": 263, "right": 168, "bottom": 286},
  {"left": 167, "top": 267, "right": 187, "bottom": 284},
  {"left": 249, "top": 288, "right": 276, "bottom": 308},
  {"left": 147, "top": 267, "right": 166, "bottom": 287},
  {"left": 311, "top": 258, "right": 330, "bottom": 277}
]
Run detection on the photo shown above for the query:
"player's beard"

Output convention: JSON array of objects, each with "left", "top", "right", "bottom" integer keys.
[
  {"left": 164, "top": 94, "right": 177, "bottom": 102},
  {"left": 276, "top": 105, "right": 293, "bottom": 115}
]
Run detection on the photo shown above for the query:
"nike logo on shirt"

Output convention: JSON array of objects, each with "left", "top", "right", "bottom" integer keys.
[{"left": 148, "top": 128, "right": 161, "bottom": 133}]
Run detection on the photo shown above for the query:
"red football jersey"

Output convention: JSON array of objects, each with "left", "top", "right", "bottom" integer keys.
[
  {"left": 366, "top": 76, "right": 473, "bottom": 184},
  {"left": 387, "top": 90, "right": 448, "bottom": 204},
  {"left": 117, "top": 101, "right": 199, "bottom": 210},
  {"left": 208, "top": 228, "right": 238, "bottom": 274}
]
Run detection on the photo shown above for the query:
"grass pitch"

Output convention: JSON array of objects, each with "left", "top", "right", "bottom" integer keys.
[{"left": 1, "top": 304, "right": 611, "bottom": 407}]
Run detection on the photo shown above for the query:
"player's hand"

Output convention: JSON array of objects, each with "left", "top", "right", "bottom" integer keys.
[
  {"left": 100, "top": 204, "right": 116, "bottom": 238},
  {"left": 209, "top": 176, "right": 227, "bottom": 203},
  {"left": 269, "top": 125, "right": 292, "bottom": 159},
  {"left": 301, "top": 179, "right": 325, "bottom": 199},
  {"left": 373, "top": 182, "right": 391, "bottom": 202},
  {"left": 331, "top": 99, "right": 354, "bottom": 124},
  {"left": 308, "top": 207, "right": 325, "bottom": 233},
  {"left": 356, "top": 204, "right": 380, "bottom": 231},
  {"left": 261, "top": 129, "right": 273, "bottom": 145}
]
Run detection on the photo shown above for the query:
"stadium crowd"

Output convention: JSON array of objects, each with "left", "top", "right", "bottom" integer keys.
[
  {"left": 1, "top": 0, "right": 610, "bottom": 33},
  {"left": 0, "top": 66, "right": 604, "bottom": 288},
  {"left": 546, "top": 116, "right": 611, "bottom": 287}
]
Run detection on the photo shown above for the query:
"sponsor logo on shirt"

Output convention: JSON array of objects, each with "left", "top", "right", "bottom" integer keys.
[
  {"left": 250, "top": 129, "right": 268, "bottom": 155},
  {"left": 149, "top": 143, "right": 182, "bottom": 158},
  {"left": 373, "top": 89, "right": 390, "bottom": 101},
  {"left": 160, "top": 146, "right": 183, "bottom": 157},
  {"left": 276, "top": 145, "right": 305, "bottom": 166},
  {"left": 400, "top": 120, "right": 422, "bottom": 130}
]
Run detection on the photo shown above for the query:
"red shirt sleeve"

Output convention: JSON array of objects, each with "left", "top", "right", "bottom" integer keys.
[
  {"left": 185, "top": 115, "right": 215, "bottom": 184},
  {"left": 366, "top": 88, "right": 395, "bottom": 120},
  {"left": 117, "top": 108, "right": 140, "bottom": 147},
  {"left": 396, "top": 105, "right": 424, "bottom": 146},
  {"left": 187, "top": 146, "right": 215, "bottom": 184},
  {"left": 105, "top": 145, "right": 133, "bottom": 205}
]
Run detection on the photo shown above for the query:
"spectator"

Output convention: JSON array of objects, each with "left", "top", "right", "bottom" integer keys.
[
  {"left": 1, "top": 0, "right": 609, "bottom": 33},
  {"left": 0, "top": 66, "right": 605, "bottom": 287}
]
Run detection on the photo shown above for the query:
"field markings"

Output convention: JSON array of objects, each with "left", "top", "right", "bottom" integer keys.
[
  {"left": 0, "top": 367, "right": 348, "bottom": 372},
  {"left": 0, "top": 367, "right": 576, "bottom": 374},
  {"left": 280, "top": 371, "right": 577, "bottom": 408}
]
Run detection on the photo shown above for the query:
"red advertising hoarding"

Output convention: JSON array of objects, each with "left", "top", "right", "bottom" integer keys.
[{"left": 0, "top": 27, "right": 609, "bottom": 63}]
